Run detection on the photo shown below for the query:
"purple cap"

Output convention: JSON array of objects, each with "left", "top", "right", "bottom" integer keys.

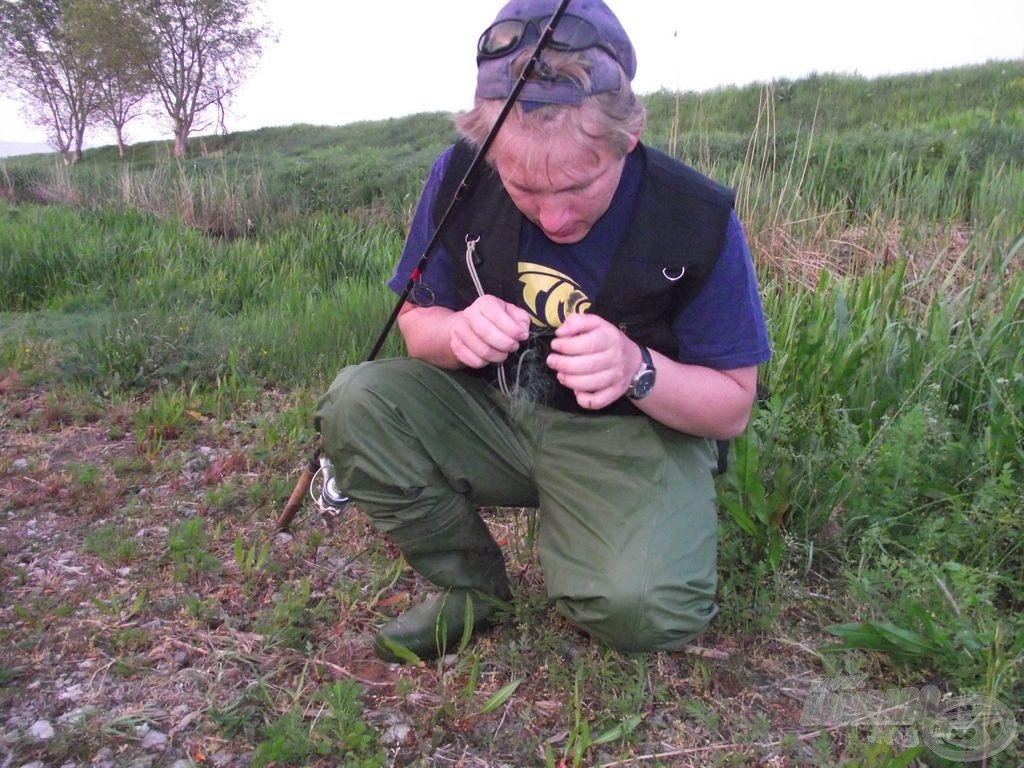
[{"left": 475, "top": 0, "right": 636, "bottom": 105}]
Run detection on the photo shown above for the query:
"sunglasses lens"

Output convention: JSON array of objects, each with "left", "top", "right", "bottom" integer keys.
[
  {"left": 547, "top": 15, "right": 599, "bottom": 50},
  {"left": 476, "top": 15, "right": 608, "bottom": 62},
  {"left": 478, "top": 20, "right": 524, "bottom": 57}
]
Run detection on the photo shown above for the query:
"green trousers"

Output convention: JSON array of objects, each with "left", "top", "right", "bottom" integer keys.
[{"left": 315, "top": 358, "right": 720, "bottom": 652}]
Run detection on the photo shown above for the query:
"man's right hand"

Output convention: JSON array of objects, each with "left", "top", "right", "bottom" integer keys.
[{"left": 450, "top": 295, "right": 532, "bottom": 369}]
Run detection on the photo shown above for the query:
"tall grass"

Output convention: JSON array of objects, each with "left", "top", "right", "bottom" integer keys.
[{"left": 0, "top": 202, "right": 405, "bottom": 389}]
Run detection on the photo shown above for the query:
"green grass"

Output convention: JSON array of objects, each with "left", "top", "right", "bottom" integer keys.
[
  {"left": 1, "top": 62, "right": 1022, "bottom": 766},
  {"left": 0, "top": 203, "right": 406, "bottom": 391}
]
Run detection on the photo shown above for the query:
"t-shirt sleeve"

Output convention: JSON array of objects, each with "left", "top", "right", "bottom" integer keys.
[
  {"left": 386, "top": 146, "right": 459, "bottom": 309},
  {"left": 672, "top": 211, "right": 772, "bottom": 370}
]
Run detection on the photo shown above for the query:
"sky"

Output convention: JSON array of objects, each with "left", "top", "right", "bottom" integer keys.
[{"left": 1, "top": 0, "right": 1022, "bottom": 150}]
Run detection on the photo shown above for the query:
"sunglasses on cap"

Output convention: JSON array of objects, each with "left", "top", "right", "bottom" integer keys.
[{"left": 477, "top": 14, "right": 621, "bottom": 67}]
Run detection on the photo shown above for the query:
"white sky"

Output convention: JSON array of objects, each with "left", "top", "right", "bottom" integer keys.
[{"left": 1, "top": 0, "right": 1022, "bottom": 147}]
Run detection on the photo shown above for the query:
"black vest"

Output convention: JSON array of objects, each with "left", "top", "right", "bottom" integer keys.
[{"left": 432, "top": 140, "right": 735, "bottom": 415}]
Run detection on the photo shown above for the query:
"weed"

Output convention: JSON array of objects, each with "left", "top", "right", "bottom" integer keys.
[
  {"left": 250, "top": 709, "right": 319, "bottom": 767},
  {"left": 249, "top": 680, "right": 385, "bottom": 767},
  {"left": 314, "top": 680, "right": 386, "bottom": 766},
  {"left": 546, "top": 665, "right": 645, "bottom": 768},
  {"left": 233, "top": 534, "right": 271, "bottom": 589},
  {"left": 247, "top": 475, "right": 295, "bottom": 510},
  {"left": 720, "top": 428, "right": 788, "bottom": 570},
  {"left": 133, "top": 386, "right": 198, "bottom": 453},
  {"left": 255, "top": 577, "right": 334, "bottom": 651},
  {"left": 110, "top": 454, "right": 152, "bottom": 477},
  {"left": 180, "top": 592, "right": 221, "bottom": 626},
  {"left": 90, "top": 588, "right": 146, "bottom": 621},
  {"left": 166, "top": 518, "right": 221, "bottom": 581},
  {"left": 204, "top": 482, "right": 240, "bottom": 511},
  {"left": 82, "top": 528, "right": 142, "bottom": 569}
]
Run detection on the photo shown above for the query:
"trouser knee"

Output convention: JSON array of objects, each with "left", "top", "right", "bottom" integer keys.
[
  {"left": 556, "top": 581, "right": 718, "bottom": 653},
  {"left": 314, "top": 359, "right": 440, "bottom": 525},
  {"left": 314, "top": 359, "right": 510, "bottom": 538},
  {"left": 316, "top": 359, "right": 409, "bottom": 448}
]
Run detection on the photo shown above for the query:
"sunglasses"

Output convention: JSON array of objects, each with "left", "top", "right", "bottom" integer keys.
[{"left": 477, "top": 14, "right": 620, "bottom": 66}]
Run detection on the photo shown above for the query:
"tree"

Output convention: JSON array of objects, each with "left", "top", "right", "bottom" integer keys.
[
  {"left": 70, "top": 0, "right": 155, "bottom": 156},
  {"left": 141, "top": 0, "right": 268, "bottom": 157},
  {"left": 0, "top": 0, "right": 101, "bottom": 163}
]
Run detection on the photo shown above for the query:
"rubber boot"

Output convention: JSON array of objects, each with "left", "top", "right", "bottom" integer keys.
[{"left": 374, "top": 516, "right": 513, "bottom": 663}]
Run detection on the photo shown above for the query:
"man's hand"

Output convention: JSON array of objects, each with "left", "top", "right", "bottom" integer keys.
[
  {"left": 450, "top": 295, "right": 532, "bottom": 369},
  {"left": 546, "top": 313, "right": 641, "bottom": 410}
]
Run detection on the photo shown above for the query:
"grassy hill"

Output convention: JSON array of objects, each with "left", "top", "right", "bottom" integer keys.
[{"left": 4, "top": 59, "right": 1022, "bottom": 223}]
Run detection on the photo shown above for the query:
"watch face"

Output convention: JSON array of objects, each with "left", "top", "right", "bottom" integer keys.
[{"left": 630, "top": 370, "right": 656, "bottom": 399}]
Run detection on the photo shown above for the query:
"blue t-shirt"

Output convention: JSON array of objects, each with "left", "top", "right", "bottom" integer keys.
[{"left": 389, "top": 145, "right": 771, "bottom": 371}]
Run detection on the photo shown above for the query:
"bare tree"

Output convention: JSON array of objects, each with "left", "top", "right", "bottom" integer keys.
[
  {"left": 0, "top": 0, "right": 101, "bottom": 163},
  {"left": 141, "top": 0, "right": 268, "bottom": 157}
]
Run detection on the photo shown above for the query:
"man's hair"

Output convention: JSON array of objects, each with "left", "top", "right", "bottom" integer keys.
[{"left": 456, "top": 49, "right": 646, "bottom": 165}]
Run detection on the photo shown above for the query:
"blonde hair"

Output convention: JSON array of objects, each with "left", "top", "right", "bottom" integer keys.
[{"left": 455, "top": 49, "right": 646, "bottom": 168}]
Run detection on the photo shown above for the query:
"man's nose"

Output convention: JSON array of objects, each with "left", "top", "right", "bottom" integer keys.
[{"left": 537, "top": 201, "right": 571, "bottom": 235}]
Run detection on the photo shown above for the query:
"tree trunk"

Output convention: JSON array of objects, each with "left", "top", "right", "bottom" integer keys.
[
  {"left": 73, "top": 125, "right": 86, "bottom": 164},
  {"left": 174, "top": 126, "right": 188, "bottom": 157}
]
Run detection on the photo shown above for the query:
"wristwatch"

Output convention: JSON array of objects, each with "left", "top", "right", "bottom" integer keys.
[{"left": 626, "top": 344, "right": 656, "bottom": 400}]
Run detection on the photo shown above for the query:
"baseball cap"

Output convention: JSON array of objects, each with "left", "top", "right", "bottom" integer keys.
[{"left": 475, "top": 0, "right": 636, "bottom": 105}]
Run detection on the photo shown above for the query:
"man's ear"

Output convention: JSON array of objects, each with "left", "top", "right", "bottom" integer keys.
[{"left": 626, "top": 115, "right": 645, "bottom": 152}]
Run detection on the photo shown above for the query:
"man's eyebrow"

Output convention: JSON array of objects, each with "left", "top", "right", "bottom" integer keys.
[{"left": 508, "top": 176, "right": 594, "bottom": 194}]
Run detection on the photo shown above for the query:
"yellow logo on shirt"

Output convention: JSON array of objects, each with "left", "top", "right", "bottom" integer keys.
[{"left": 519, "top": 262, "right": 591, "bottom": 328}]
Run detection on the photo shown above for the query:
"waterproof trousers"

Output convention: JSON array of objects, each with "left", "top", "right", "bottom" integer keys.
[{"left": 315, "top": 358, "right": 720, "bottom": 652}]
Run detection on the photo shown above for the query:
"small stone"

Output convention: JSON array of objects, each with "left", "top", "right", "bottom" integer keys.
[
  {"left": 384, "top": 723, "right": 412, "bottom": 745},
  {"left": 58, "top": 706, "right": 97, "bottom": 725},
  {"left": 140, "top": 729, "right": 168, "bottom": 751},
  {"left": 30, "top": 719, "right": 55, "bottom": 740},
  {"left": 59, "top": 683, "right": 84, "bottom": 701}
]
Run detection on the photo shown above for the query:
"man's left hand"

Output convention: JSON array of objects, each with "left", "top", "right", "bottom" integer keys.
[{"left": 546, "top": 314, "right": 641, "bottom": 410}]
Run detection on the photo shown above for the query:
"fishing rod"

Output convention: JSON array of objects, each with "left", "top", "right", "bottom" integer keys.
[{"left": 276, "top": 0, "right": 575, "bottom": 532}]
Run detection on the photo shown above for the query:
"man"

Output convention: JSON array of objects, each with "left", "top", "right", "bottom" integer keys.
[{"left": 316, "top": 0, "right": 770, "bottom": 663}]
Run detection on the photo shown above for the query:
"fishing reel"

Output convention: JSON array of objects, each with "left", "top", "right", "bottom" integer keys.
[{"left": 309, "top": 455, "right": 350, "bottom": 527}]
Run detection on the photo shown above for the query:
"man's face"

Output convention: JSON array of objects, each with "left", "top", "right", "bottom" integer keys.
[{"left": 492, "top": 133, "right": 630, "bottom": 244}]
